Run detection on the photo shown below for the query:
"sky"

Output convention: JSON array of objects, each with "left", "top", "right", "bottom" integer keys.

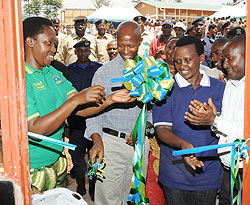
[
  {"left": 62, "top": 0, "right": 233, "bottom": 9},
  {"left": 180, "top": 0, "right": 230, "bottom": 4}
]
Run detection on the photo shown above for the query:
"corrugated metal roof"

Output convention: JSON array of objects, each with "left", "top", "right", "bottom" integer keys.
[{"left": 138, "top": 0, "right": 222, "bottom": 11}]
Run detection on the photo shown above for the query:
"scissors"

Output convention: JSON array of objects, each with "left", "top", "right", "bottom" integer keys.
[{"left": 88, "top": 158, "right": 106, "bottom": 180}]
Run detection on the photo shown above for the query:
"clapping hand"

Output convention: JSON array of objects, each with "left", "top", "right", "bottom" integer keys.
[{"left": 184, "top": 98, "right": 216, "bottom": 126}]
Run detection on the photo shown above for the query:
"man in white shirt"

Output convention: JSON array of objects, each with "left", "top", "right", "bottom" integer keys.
[{"left": 184, "top": 34, "right": 245, "bottom": 204}]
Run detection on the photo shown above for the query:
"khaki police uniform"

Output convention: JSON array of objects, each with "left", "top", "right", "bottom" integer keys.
[
  {"left": 93, "top": 33, "right": 114, "bottom": 64},
  {"left": 56, "top": 32, "right": 96, "bottom": 65}
]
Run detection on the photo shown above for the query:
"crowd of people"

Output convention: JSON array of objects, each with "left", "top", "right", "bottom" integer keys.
[{"left": 23, "top": 13, "right": 246, "bottom": 205}]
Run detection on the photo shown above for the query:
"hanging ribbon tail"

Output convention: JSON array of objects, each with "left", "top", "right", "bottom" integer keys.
[
  {"left": 127, "top": 104, "right": 149, "bottom": 204},
  {"left": 230, "top": 139, "right": 249, "bottom": 205},
  {"left": 28, "top": 131, "right": 77, "bottom": 150}
]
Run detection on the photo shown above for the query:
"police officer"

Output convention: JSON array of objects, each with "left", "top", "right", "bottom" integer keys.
[
  {"left": 51, "top": 18, "right": 66, "bottom": 60},
  {"left": 133, "top": 15, "right": 155, "bottom": 58},
  {"left": 93, "top": 19, "right": 114, "bottom": 64},
  {"left": 56, "top": 16, "right": 96, "bottom": 65},
  {"left": 67, "top": 40, "right": 102, "bottom": 200}
]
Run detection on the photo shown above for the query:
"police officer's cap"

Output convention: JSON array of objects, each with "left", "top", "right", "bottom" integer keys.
[
  {"left": 73, "top": 16, "right": 87, "bottom": 22},
  {"left": 95, "top": 19, "right": 107, "bottom": 26},
  {"left": 73, "top": 40, "right": 91, "bottom": 48},
  {"left": 51, "top": 18, "right": 60, "bottom": 24},
  {"left": 133, "top": 16, "right": 147, "bottom": 23},
  {"left": 192, "top": 17, "right": 205, "bottom": 25},
  {"left": 227, "top": 27, "right": 245, "bottom": 38}
]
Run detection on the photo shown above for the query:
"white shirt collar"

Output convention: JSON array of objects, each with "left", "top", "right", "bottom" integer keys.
[
  {"left": 230, "top": 76, "right": 245, "bottom": 86},
  {"left": 175, "top": 69, "right": 210, "bottom": 88}
]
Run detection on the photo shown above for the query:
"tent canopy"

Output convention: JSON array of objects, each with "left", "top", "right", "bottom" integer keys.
[
  {"left": 87, "top": 6, "right": 143, "bottom": 22},
  {"left": 209, "top": 3, "right": 246, "bottom": 19}
]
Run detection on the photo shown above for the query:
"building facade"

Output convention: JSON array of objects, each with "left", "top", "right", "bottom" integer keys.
[{"left": 135, "top": 0, "right": 222, "bottom": 24}]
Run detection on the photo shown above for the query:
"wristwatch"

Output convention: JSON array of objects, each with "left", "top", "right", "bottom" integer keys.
[
  {"left": 210, "top": 116, "right": 227, "bottom": 137},
  {"left": 145, "top": 126, "right": 155, "bottom": 137},
  {"left": 210, "top": 115, "right": 219, "bottom": 133}
]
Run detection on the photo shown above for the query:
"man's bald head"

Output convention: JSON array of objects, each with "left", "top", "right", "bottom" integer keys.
[
  {"left": 116, "top": 21, "right": 142, "bottom": 40},
  {"left": 116, "top": 21, "right": 142, "bottom": 60},
  {"left": 106, "top": 40, "right": 118, "bottom": 61}
]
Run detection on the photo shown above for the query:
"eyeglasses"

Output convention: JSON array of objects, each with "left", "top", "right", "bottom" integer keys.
[
  {"left": 107, "top": 47, "right": 117, "bottom": 51},
  {"left": 162, "top": 24, "right": 172, "bottom": 29}
]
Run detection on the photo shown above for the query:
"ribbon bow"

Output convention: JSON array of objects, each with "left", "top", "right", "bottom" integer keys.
[{"left": 112, "top": 55, "right": 174, "bottom": 104}]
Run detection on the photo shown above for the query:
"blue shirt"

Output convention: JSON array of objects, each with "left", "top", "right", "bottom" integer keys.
[
  {"left": 67, "top": 60, "right": 102, "bottom": 131},
  {"left": 67, "top": 60, "right": 102, "bottom": 92},
  {"left": 153, "top": 71, "right": 225, "bottom": 191},
  {"left": 203, "top": 35, "right": 213, "bottom": 68}
]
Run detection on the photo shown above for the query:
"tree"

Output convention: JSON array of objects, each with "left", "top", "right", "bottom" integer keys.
[
  {"left": 132, "top": 0, "right": 140, "bottom": 4},
  {"left": 225, "top": 0, "right": 245, "bottom": 5},
  {"left": 22, "top": 0, "right": 62, "bottom": 18},
  {"left": 23, "top": 0, "right": 43, "bottom": 17},
  {"left": 175, "top": 0, "right": 182, "bottom": 2},
  {"left": 92, "top": 0, "right": 113, "bottom": 9},
  {"left": 43, "top": 0, "right": 62, "bottom": 19}
]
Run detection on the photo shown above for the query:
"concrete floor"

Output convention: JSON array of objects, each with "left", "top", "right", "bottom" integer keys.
[{"left": 66, "top": 174, "right": 94, "bottom": 205}]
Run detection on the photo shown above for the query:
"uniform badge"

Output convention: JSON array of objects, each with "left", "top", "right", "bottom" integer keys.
[{"left": 53, "top": 75, "right": 63, "bottom": 85}]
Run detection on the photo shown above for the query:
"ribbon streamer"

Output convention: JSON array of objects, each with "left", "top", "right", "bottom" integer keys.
[
  {"left": 173, "top": 138, "right": 250, "bottom": 205},
  {"left": 88, "top": 158, "right": 106, "bottom": 180},
  {"left": 111, "top": 44, "right": 174, "bottom": 204},
  {"left": 127, "top": 104, "right": 149, "bottom": 204},
  {"left": 28, "top": 131, "right": 77, "bottom": 151}
]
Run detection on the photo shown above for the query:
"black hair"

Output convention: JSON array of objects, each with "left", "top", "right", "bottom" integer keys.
[
  {"left": 23, "top": 17, "right": 52, "bottom": 44},
  {"left": 208, "top": 24, "right": 217, "bottom": 31},
  {"left": 222, "top": 22, "right": 231, "bottom": 31},
  {"left": 175, "top": 36, "right": 204, "bottom": 56}
]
